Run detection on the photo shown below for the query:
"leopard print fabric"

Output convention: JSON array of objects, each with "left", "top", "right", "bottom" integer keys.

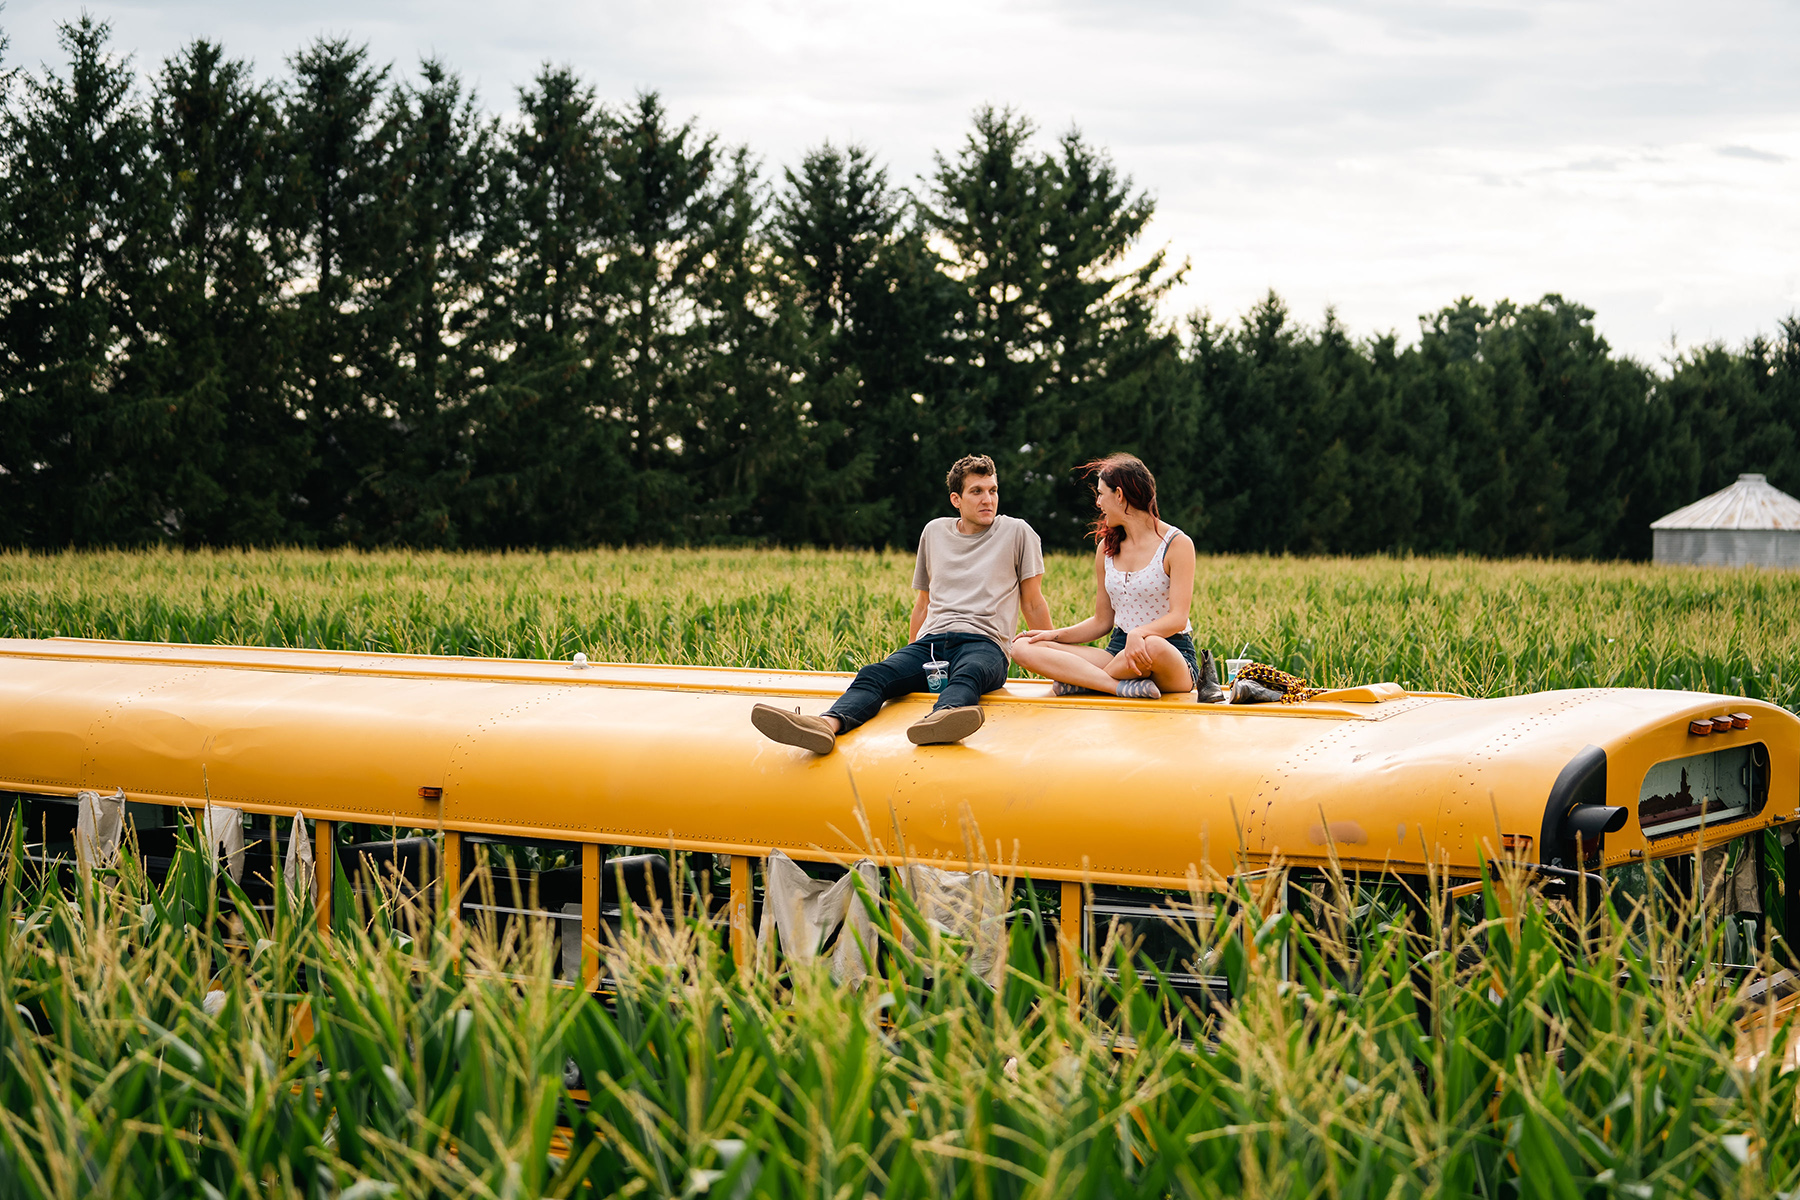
[{"left": 1235, "top": 661, "right": 1327, "bottom": 704}]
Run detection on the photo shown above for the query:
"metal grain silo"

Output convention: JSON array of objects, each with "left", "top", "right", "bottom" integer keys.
[{"left": 1651, "top": 474, "right": 1800, "bottom": 567}]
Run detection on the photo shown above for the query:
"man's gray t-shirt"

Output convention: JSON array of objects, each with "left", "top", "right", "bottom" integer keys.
[{"left": 912, "top": 515, "right": 1045, "bottom": 652}]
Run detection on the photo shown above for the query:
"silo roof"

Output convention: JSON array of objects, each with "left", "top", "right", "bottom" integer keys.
[{"left": 1651, "top": 474, "right": 1800, "bottom": 530}]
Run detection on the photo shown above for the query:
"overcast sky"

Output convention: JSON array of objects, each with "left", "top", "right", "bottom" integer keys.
[{"left": 5, "top": 0, "right": 1798, "bottom": 365}]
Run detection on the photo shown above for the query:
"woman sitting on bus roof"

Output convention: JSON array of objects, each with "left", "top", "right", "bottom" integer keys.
[{"left": 1009, "top": 454, "right": 1223, "bottom": 702}]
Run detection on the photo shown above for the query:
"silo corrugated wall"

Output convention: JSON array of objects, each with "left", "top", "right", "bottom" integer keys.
[{"left": 1652, "top": 529, "right": 1800, "bottom": 568}]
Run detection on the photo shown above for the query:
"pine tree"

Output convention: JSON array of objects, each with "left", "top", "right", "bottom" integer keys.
[
  {"left": 1286, "top": 311, "right": 1403, "bottom": 554},
  {"left": 924, "top": 107, "right": 1180, "bottom": 547},
  {"left": 1029, "top": 128, "right": 1182, "bottom": 545},
  {"left": 140, "top": 39, "right": 301, "bottom": 543},
  {"left": 1186, "top": 298, "right": 1442, "bottom": 555},
  {"left": 472, "top": 64, "right": 629, "bottom": 545},
  {"left": 1425, "top": 296, "right": 1652, "bottom": 558},
  {"left": 923, "top": 107, "right": 1049, "bottom": 493},
  {"left": 356, "top": 59, "right": 494, "bottom": 544},
  {"left": 769, "top": 142, "right": 953, "bottom": 544},
  {"left": 1197, "top": 292, "right": 1308, "bottom": 552},
  {"left": 0, "top": 17, "right": 161, "bottom": 545},
  {"left": 1514, "top": 296, "right": 1653, "bottom": 558},
  {"left": 602, "top": 92, "right": 776, "bottom": 541},
  {"left": 281, "top": 38, "right": 395, "bottom": 541}
]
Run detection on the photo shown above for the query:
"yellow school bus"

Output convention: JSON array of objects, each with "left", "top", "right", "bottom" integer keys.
[{"left": 0, "top": 636, "right": 1794, "bottom": 987}]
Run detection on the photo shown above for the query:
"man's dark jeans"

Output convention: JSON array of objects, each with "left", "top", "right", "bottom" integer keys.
[{"left": 824, "top": 632, "right": 1010, "bottom": 734}]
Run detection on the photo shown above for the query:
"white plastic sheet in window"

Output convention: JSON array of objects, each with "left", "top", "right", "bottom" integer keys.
[
  {"left": 204, "top": 804, "right": 246, "bottom": 883},
  {"left": 898, "top": 864, "right": 1009, "bottom": 989},
  {"left": 284, "top": 813, "right": 316, "bottom": 907},
  {"left": 561, "top": 902, "right": 584, "bottom": 981},
  {"left": 758, "top": 850, "right": 881, "bottom": 984},
  {"left": 74, "top": 788, "right": 125, "bottom": 874}
]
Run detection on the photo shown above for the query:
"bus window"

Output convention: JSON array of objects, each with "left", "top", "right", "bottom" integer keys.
[
  {"left": 1638, "top": 743, "right": 1770, "bottom": 841},
  {"left": 1296, "top": 872, "right": 1430, "bottom": 993},
  {"left": 1084, "top": 884, "right": 1231, "bottom": 1024}
]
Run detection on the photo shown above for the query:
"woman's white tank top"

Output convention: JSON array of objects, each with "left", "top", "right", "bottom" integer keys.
[{"left": 1105, "top": 526, "right": 1191, "bottom": 635}]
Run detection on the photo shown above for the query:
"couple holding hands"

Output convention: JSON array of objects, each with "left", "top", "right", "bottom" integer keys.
[{"left": 752, "top": 451, "right": 1221, "bottom": 756}]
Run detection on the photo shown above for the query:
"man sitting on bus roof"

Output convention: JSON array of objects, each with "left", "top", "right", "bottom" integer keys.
[{"left": 752, "top": 454, "right": 1050, "bottom": 752}]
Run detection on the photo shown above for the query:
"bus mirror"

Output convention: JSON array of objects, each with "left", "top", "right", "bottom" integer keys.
[{"left": 1565, "top": 804, "right": 1628, "bottom": 837}]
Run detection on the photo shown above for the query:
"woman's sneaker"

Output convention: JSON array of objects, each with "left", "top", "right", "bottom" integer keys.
[{"left": 1116, "top": 678, "right": 1161, "bottom": 700}]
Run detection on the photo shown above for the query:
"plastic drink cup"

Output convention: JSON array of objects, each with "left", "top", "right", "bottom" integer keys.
[
  {"left": 924, "top": 656, "right": 950, "bottom": 693},
  {"left": 1225, "top": 658, "right": 1250, "bottom": 683}
]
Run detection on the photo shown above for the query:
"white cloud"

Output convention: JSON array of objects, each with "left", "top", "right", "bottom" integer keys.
[{"left": 4, "top": 0, "right": 1798, "bottom": 362}]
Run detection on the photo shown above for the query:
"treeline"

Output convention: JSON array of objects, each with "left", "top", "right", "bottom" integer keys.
[{"left": 2, "top": 19, "right": 1797, "bottom": 558}]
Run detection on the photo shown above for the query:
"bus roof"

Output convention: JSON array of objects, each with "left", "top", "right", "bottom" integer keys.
[{"left": 0, "top": 638, "right": 1790, "bottom": 887}]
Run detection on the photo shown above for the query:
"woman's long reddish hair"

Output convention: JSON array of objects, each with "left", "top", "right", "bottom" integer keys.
[{"left": 1084, "top": 454, "right": 1161, "bottom": 557}]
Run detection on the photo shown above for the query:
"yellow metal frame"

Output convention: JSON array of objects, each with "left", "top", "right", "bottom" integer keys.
[
  {"left": 729, "top": 856, "right": 754, "bottom": 971},
  {"left": 314, "top": 819, "right": 333, "bottom": 933},
  {"left": 1058, "top": 880, "right": 1082, "bottom": 1000},
  {"left": 581, "top": 843, "right": 603, "bottom": 990}
]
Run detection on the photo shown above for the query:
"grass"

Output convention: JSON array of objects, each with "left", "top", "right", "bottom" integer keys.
[
  {"left": 1, "top": 547, "right": 1798, "bottom": 704},
  {"left": 0, "top": 819, "right": 1793, "bottom": 1198}
]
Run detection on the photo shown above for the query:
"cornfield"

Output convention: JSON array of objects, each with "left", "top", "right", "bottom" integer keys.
[
  {"left": 1, "top": 547, "right": 1797, "bottom": 704},
  {"left": 0, "top": 818, "right": 1793, "bottom": 1197},
  {"left": 2, "top": 547, "right": 1799, "bottom": 1197}
]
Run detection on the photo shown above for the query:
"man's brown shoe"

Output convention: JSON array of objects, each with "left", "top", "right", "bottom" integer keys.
[
  {"left": 751, "top": 703, "right": 837, "bottom": 755},
  {"left": 907, "top": 705, "right": 984, "bottom": 745}
]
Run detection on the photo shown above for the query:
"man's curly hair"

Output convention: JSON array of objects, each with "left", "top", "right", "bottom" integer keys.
[{"left": 945, "top": 454, "right": 997, "bottom": 495}]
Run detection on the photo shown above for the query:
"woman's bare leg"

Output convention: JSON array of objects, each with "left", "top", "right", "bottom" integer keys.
[
  {"left": 1103, "top": 636, "right": 1194, "bottom": 693},
  {"left": 1011, "top": 640, "right": 1128, "bottom": 694},
  {"left": 1147, "top": 637, "right": 1197, "bottom": 693}
]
